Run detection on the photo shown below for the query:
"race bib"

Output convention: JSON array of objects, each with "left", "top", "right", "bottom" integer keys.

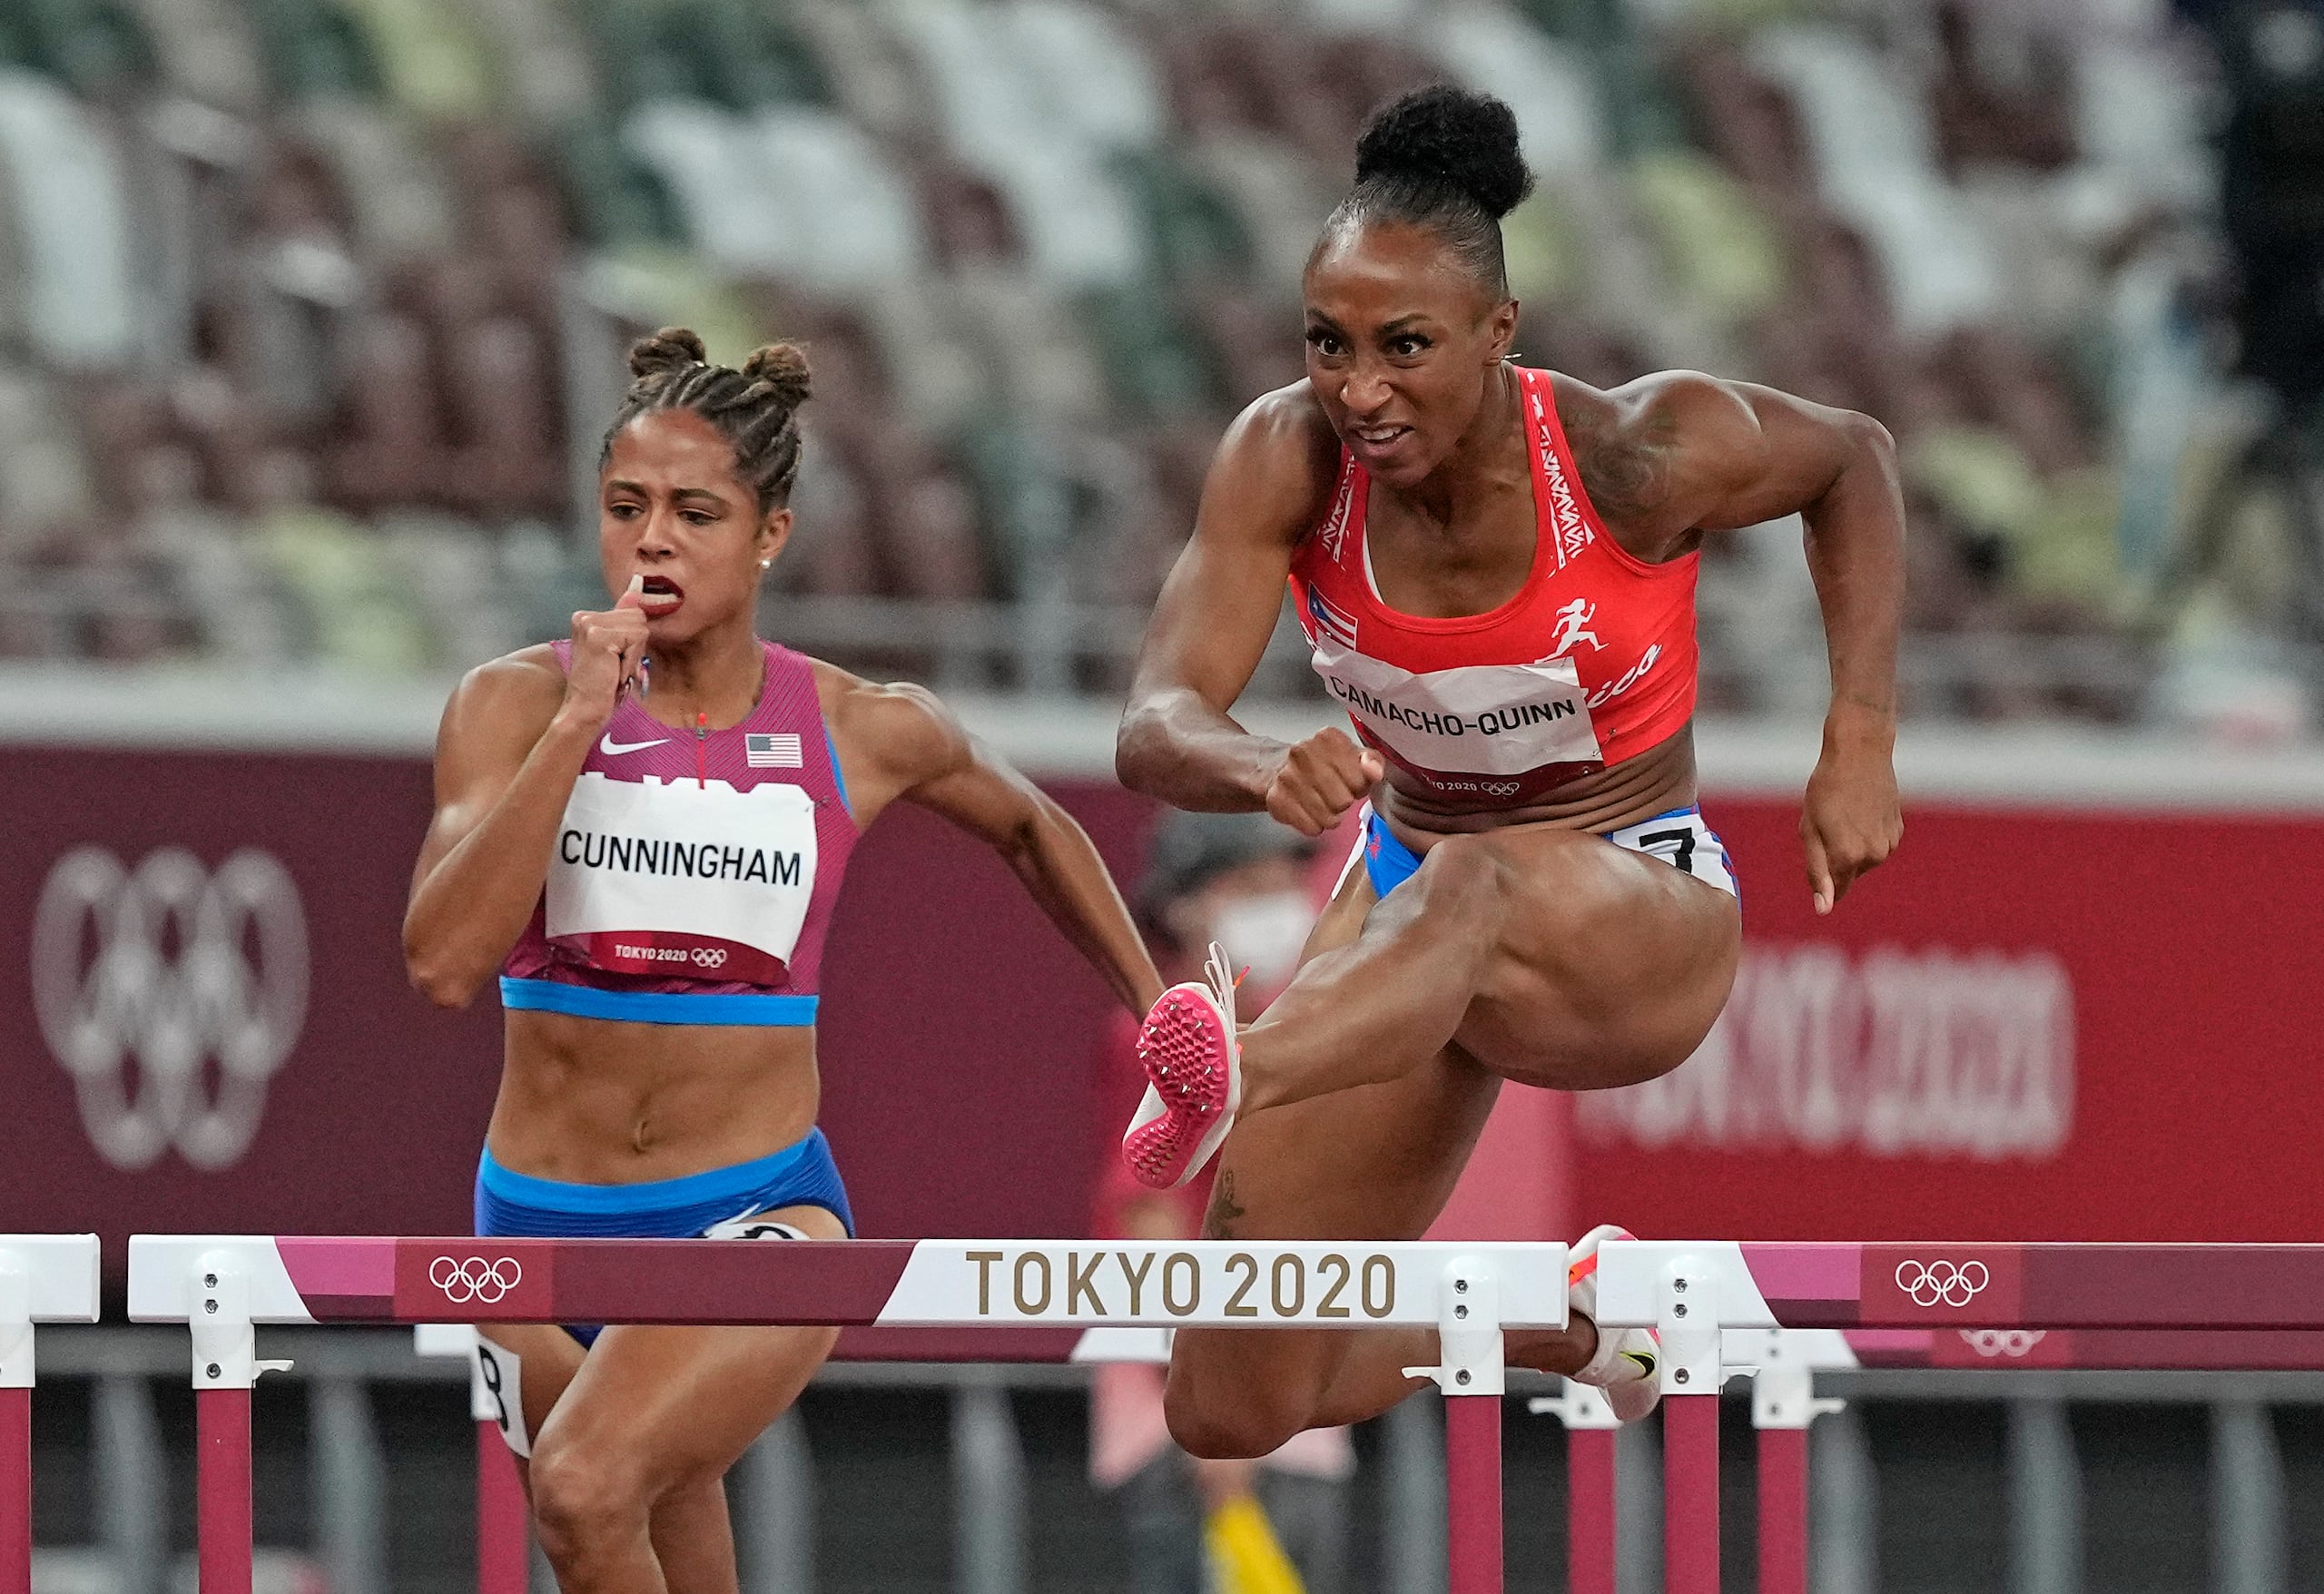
[
  {"left": 546, "top": 772, "right": 819, "bottom": 984},
  {"left": 1310, "top": 638, "right": 1603, "bottom": 776}
]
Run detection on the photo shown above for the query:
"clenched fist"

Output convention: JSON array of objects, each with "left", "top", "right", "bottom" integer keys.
[
  {"left": 562, "top": 575, "right": 652, "bottom": 730},
  {"left": 1265, "top": 727, "right": 1385, "bottom": 836}
]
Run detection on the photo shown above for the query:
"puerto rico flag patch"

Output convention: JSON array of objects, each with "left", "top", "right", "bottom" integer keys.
[
  {"left": 1307, "top": 588, "right": 1359, "bottom": 650},
  {"left": 745, "top": 733, "right": 803, "bottom": 769}
]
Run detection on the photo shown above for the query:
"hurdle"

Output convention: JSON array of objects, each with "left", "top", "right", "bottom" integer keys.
[
  {"left": 128, "top": 1235, "right": 1568, "bottom": 1594},
  {"left": 1573, "top": 1240, "right": 2324, "bottom": 1594},
  {"left": 119, "top": 1235, "right": 2324, "bottom": 1593},
  {"left": 0, "top": 1236, "right": 101, "bottom": 1594}
]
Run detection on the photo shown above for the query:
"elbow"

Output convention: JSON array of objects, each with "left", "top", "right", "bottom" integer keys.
[
  {"left": 404, "top": 937, "right": 484, "bottom": 1010},
  {"left": 1845, "top": 408, "right": 1897, "bottom": 467},
  {"left": 1114, "top": 704, "right": 1166, "bottom": 797}
]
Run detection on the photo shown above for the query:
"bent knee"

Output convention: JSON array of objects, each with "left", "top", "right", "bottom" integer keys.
[
  {"left": 1409, "top": 832, "right": 1502, "bottom": 896},
  {"left": 528, "top": 1434, "right": 648, "bottom": 1550},
  {"left": 1163, "top": 1372, "right": 1305, "bottom": 1461}
]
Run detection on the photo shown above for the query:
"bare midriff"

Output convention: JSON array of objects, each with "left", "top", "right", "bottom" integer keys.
[
  {"left": 485, "top": 1009, "right": 821, "bottom": 1185},
  {"left": 1375, "top": 722, "right": 1699, "bottom": 854}
]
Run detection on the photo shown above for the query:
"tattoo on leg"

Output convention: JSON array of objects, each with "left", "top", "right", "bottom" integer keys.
[{"left": 1202, "top": 1171, "right": 1246, "bottom": 1239}]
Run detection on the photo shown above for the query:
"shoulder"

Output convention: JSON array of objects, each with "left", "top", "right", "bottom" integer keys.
[
  {"left": 1203, "top": 380, "right": 1343, "bottom": 538},
  {"left": 441, "top": 644, "right": 565, "bottom": 733},
  {"left": 812, "top": 660, "right": 971, "bottom": 782},
  {"left": 427, "top": 644, "right": 566, "bottom": 778},
  {"left": 1557, "top": 369, "right": 1761, "bottom": 454},
  {"left": 1551, "top": 369, "right": 1785, "bottom": 530},
  {"left": 1226, "top": 379, "right": 1341, "bottom": 467}
]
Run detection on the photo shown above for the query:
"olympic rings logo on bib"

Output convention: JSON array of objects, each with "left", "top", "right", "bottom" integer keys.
[
  {"left": 1895, "top": 1259, "right": 1989, "bottom": 1307},
  {"left": 431, "top": 1255, "right": 524, "bottom": 1304}
]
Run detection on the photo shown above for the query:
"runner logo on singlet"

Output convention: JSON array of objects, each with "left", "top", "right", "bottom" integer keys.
[{"left": 1544, "top": 598, "right": 1602, "bottom": 660}]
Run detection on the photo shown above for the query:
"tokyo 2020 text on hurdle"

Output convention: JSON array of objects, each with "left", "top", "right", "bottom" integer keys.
[{"left": 13, "top": 1236, "right": 2324, "bottom": 1594}]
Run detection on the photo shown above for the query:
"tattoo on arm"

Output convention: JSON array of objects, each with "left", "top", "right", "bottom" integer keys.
[
  {"left": 1567, "top": 408, "right": 1678, "bottom": 526},
  {"left": 1202, "top": 1170, "right": 1246, "bottom": 1240}
]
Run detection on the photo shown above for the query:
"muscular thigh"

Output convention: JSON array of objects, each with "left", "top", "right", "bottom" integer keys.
[{"left": 1456, "top": 828, "right": 1740, "bottom": 1091}]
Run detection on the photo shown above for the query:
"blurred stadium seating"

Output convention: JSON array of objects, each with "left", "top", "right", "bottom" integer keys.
[{"left": 0, "top": 0, "right": 2311, "bottom": 731}]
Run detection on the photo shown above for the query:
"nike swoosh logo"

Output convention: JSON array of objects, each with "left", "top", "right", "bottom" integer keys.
[{"left": 599, "top": 733, "right": 671, "bottom": 756}]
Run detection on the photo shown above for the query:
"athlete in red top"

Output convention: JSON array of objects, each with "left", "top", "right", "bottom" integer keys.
[{"left": 1114, "top": 87, "right": 1905, "bottom": 1453}]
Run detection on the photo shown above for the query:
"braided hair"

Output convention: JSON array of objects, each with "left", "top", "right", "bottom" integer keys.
[
  {"left": 598, "top": 328, "right": 813, "bottom": 510},
  {"left": 1318, "top": 85, "right": 1536, "bottom": 297}
]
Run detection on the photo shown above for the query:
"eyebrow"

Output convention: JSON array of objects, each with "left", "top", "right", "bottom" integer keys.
[
  {"left": 603, "top": 479, "right": 729, "bottom": 506},
  {"left": 1303, "top": 311, "right": 1435, "bottom": 337}
]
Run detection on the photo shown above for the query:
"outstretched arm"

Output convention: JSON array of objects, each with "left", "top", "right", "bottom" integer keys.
[
  {"left": 1616, "top": 372, "right": 1906, "bottom": 911},
  {"left": 828, "top": 674, "right": 1164, "bottom": 1016},
  {"left": 1115, "top": 387, "right": 1384, "bottom": 837}
]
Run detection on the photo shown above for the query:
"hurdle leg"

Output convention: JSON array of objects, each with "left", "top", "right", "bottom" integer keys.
[
  {"left": 418, "top": 1325, "right": 531, "bottom": 1594},
  {"left": 188, "top": 1253, "right": 290, "bottom": 1594},
  {"left": 1529, "top": 1382, "right": 1618, "bottom": 1594},
  {"left": 198, "top": 1387, "right": 254, "bottom": 1594},
  {"left": 478, "top": 1419, "right": 529, "bottom": 1594},
  {"left": 1758, "top": 1428, "right": 1805, "bottom": 1594},
  {"left": 0, "top": 1385, "right": 26, "bottom": 1594},
  {"left": 1403, "top": 1255, "right": 1511, "bottom": 1594},
  {"left": 1444, "top": 1391, "right": 1502, "bottom": 1594},
  {"left": 0, "top": 1238, "right": 100, "bottom": 1594},
  {"left": 1658, "top": 1255, "right": 1723, "bottom": 1594},
  {"left": 1751, "top": 1352, "right": 1844, "bottom": 1594}
]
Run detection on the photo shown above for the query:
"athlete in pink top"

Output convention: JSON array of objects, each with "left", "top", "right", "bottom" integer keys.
[
  {"left": 1114, "top": 88, "right": 1905, "bottom": 1454},
  {"left": 405, "top": 330, "right": 1161, "bottom": 1589}
]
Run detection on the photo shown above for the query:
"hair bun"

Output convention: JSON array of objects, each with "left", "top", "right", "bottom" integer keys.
[
  {"left": 1354, "top": 85, "right": 1533, "bottom": 221},
  {"left": 740, "top": 341, "right": 812, "bottom": 408},
  {"left": 628, "top": 327, "right": 708, "bottom": 380}
]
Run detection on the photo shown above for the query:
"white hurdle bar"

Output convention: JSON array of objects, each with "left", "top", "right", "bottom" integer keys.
[
  {"left": 128, "top": 1235, "right": 1568, "bottom": 1594},
  {"left": 0, "top": 1236, "right": 101, "bottom": 1594}
]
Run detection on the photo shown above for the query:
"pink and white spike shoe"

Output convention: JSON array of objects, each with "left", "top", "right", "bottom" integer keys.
[
  {"left": 1122, "top": 943, "right": 1242, "bottom": 1190},
  {"left": 1567, "top": 1224, "right": 1661, "bottom": 1422}
]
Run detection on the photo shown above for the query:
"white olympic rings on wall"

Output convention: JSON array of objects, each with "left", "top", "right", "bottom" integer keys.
[
  {"left": 1895, "top": 1259, "right": 1990, "bottom": 1307},
  {"left": 32, "top": 846, "right": 309, "bottom": 1171},
  {"left": 431, "top": 1255, "right": 524, "bottom": 1304},
  {"left": 1960, "top": 1329, "right": 2046, "bottom": 1358},
  {"left": 690, "top": 947, "right": 727, "bottom": 969}
]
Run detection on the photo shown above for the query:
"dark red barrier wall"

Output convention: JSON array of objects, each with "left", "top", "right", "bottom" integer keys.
[
  {"left": 7, "top": 744, "right": 2320, "bottom": 1268},
  {"left": 1572, "top": 797, "right": 2324, "bottom": 1242},
  {"left": 0, "top": 749, "right": 1153, "bottom": 1270}
]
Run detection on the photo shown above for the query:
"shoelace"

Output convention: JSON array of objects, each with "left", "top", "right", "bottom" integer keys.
[{"left": 1203, "top": 940, "right": 1240, "bottom": 1014}]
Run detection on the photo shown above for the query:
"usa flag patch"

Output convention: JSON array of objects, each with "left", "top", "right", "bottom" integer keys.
[{"left": 745, "top": 733, "right": 803, "bottom": 768}]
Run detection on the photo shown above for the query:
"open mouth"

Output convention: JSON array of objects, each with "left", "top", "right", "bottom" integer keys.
[
  {"left": 1349, "top": 424, "right": 1412, "bottom": 454},
  {"left": 636, "top": 575, "right": 684, "bottom": 613}
]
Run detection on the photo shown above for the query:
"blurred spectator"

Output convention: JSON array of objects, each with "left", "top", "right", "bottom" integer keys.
[
  {"left": 0, "top": 0, "right": 2295, "bottom": 723},
  {"left": 1090, "top": 811, "right": 1351, "bottom": 1594}
]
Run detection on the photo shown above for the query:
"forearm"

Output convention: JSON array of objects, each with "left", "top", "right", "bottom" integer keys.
[
  {"left": 1116, "top": 687, "right": 1285, "bottom": 812},
  {"left": 1008, "top": 799, "right": 1165, "bottom": 1014},
  {"left": 404, "top": 714, "right": 596, "bottom": 1003},
  {"left": 1800, "top": 421, "right": 1905, "bottom": 746}
]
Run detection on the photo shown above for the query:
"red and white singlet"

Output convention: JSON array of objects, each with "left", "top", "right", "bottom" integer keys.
[{"left": 1286, "top": 365, "right": 1699, "bottom": 808}]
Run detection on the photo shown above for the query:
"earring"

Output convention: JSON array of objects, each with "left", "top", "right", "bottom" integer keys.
[{"left": 759, "top": 558, "right": 772, "bottom": 569}]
